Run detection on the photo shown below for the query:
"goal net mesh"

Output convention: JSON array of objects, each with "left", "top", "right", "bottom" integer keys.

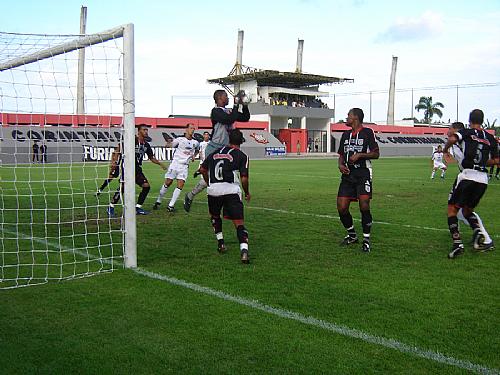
[{"left": 0, "top": 29, "right": 127, "bottom": 289}]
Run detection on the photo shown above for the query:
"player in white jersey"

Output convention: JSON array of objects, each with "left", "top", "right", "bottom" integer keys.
[
  {"left": 430, "top": 145, "right": 447, "bottom": 179},
  {"left": 183, "top": 131, "right": 211, "bottom": 212},
  {"left": 195, "top": 131, "right": 210, "bottom": 173},
  {"left": 445, "top": 122, "right": 493, "bottom": 248},
  {"left": 153, "top": 123, "right": 199, "bottom": 212}
]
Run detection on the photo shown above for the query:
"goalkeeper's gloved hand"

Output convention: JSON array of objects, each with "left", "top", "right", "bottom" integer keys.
[{"left": 236, "top": 90, "right": 249, "bottom": 105}]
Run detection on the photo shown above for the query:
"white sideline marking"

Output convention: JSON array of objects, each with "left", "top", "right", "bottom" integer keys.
[
  {"left": 248, "top": 206, "right": 447, "bottom": 232},
  {"left": 134, "top": 268, "right": 499, "bottom": 375},
  {"left": 4, "top": 229, "right": 499, "bottom": 375},
  {"left": 250, "top": 206, "right": 500, "bottom": 238}
]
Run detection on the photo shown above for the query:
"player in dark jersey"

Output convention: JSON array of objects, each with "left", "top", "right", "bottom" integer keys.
[
  {"left": 444, "top": 109, "right": 499, "bottom": 258},
  {"left": 336, "top": 108, "right": 380, "bottom": 253},
  {"left": 184, "top": 89, "right": 250, "bottom": 212},
  {"left": 488, "top": 138, "right": 500, "bottom": 180},
  {"left": 107, "top": 125, "right": 167, "bottom": 216},
  {"left": 199, "top": 129, "right": 251, "bottom": 264},
  {"left": 445, "top": 122, "right": 494, "bottom": 248},
  {"left": 96, "top": 143, "right": 122, "bottom": 196}
]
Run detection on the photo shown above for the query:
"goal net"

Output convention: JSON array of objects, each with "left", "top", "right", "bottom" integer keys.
[{"left": 0, "top": 25, "right": 136, "bottom": 289}]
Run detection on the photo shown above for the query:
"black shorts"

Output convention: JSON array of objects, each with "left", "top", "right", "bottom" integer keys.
[
  {"left": 448, "top": 178, "right": 487, "bottom": 209},
  {"left": 208, "top": 194, "right": 244, "bottom": 220},
  {"left": 135, "top": 169, "right": 149, "bottom": 186},
  {"left": 110, "top": 166, "right": 120, "bottom": 178},
  {"left": 337, "top": 171, "right": 372, "bottom": 201}
]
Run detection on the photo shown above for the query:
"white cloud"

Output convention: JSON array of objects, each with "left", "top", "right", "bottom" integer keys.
[{"left": 377, "top": 11, "right": 444, "bottom": 43}]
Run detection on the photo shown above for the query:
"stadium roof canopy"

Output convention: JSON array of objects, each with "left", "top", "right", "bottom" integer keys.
[{"left": 207, "top": 69, "right": 354, "bottom": 89}]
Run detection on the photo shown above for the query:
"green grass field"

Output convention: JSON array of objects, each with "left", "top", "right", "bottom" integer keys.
[{"left": 1, "top": 157, "right": 499, "bottom": 374}]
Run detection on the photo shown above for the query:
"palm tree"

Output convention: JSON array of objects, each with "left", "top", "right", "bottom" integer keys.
[
  {"left": 484, "top": 119, "right": 499, "bottom": 136},
  {"left": 414, "top": 96, "right": 444, "bottom": 124}
]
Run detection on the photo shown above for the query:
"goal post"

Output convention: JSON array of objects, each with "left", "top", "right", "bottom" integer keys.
[
  {"left": 0, "top": 24, "right": 136, "bottom": 289},
  {"left": 122, "top": 23, "right": 137, "bottom": 269}
]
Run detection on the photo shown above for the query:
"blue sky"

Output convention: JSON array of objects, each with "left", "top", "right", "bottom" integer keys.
[{"left": 1, "top": 0, "right": 499, "bottom": 123}]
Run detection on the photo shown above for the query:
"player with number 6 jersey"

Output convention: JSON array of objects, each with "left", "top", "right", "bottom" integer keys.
[{"left": 200, "top": 129, "right": 251, "bottom": 264}]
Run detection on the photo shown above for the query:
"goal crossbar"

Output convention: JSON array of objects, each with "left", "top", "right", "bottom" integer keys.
[{"left": 0, "top": 25, "right": 127, "bottom": 72}]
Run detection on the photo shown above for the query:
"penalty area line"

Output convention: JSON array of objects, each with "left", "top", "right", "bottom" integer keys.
[
  {"left": 4, "top": 228, "right": 499, "bottom": 375},
  {"left": 193, "top": 201, "right": 499, "bottom": 238}
]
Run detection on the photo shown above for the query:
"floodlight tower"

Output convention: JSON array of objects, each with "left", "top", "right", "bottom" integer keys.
[
  {"left": 295, "top": 39, "right": 304, "bottom": 73},
  {"left": 76, "top": 6, "right": 87, "bottom": 115},
  {"left": 387, "top": 56, "right": 398, "bottom": 125}
]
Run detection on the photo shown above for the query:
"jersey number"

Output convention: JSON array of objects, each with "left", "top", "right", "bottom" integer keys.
[
  {"left": 214, "top": 160, "right": 224, "bottom": 181},
  {"left": 473, "top": 143, "right": 483, "bottom": 164}
]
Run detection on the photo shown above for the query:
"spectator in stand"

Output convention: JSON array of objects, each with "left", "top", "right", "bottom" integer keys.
[
  {"left": 40, "top": 143, "right": 47, "bottom": 163},
  {"left": 32, "top": 141, "right": 39, "bottom": 163}
]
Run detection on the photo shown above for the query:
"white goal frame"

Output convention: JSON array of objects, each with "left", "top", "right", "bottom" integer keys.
[{"left": 0, "top": 23, "right": 137, "bottom": 271}]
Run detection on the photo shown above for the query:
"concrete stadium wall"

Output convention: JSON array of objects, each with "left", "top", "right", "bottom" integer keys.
[
  {"left": 0, "top": 126, "right": 286, "bottom": 164},
  {"left": 332, "top": 132, "right": 447, "bottom": 157}
]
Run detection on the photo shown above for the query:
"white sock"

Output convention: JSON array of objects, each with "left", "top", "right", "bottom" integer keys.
[
  {"left": 157, "top": 184, "right": 168, "bottom": 203},
  {"left": 431, "top": 171, "right": 435, "bottom": 178},
  {"left": 458, "top": 210, "right": 493, "bottom": 244},
  {"left": 190, "top": 179, "right": 207, "bottom": 198},
  {"left": 135, "top": 204, "right": 141, "bottom": 208},
  {"left": 169, "top": 188, "right": 182, "bottom": 207},
  {"left": 240, "top": 243, "right": 248, "bottom": 251},
  {"left": 474, "top": 212, "right": 493, "bottom": 244}
]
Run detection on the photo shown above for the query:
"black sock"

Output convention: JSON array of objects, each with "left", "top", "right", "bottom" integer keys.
[
  {"left": 111, "top": 188, "right": 121, "bottom": 205},
  {"left": 339, "top": 212, "right": 356, "bottom": 237},
  {"left": 99, "top": 178, "right": 111, "bottom": 191},
  {"left": 137, "top": 186, "right": 150, "bottom": 206},
  {"left": 211, "top": 217, "right": 222, "bottom": 235},
  {"left": 236, "top": 225, "right": 249, "bottom": 245},
  {"left": 448, "top": 216, "right": 462, "bottom": 244},
  {"left": 464, "top": 213, "right": 480, "bottom": 231},
  {"left": 361, "top": 210, "right": 372, "bottom": 240}
]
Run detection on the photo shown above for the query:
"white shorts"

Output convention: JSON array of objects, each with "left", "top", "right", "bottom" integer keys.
[
  {"left": 433, "top": 162, "right": 446, "bottom": 170},
  {"left": 165, "top": 163, "right": 188, "bottom": 181}
]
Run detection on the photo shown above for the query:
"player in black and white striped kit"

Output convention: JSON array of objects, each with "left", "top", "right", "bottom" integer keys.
[
  {"left": 107, "top": 125, "right": 167, "bottom": 216},
  {"left": 199, "top": 129, "right": 251, "bottom": 264},
  {"left": 337, "top": 108, "right": 379, "bottom": 253},
  {"left": 96, "top": 143, "right": 122, "bottom": 196},
  {"left": 444, "top": 110, "right": 499, "bottom": 258},
  {"left": 446, "top": 122, "right": 494, "bottom": 249},
  {"left": 488, "top": 138, "right": 500, "bottom": 180}
]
